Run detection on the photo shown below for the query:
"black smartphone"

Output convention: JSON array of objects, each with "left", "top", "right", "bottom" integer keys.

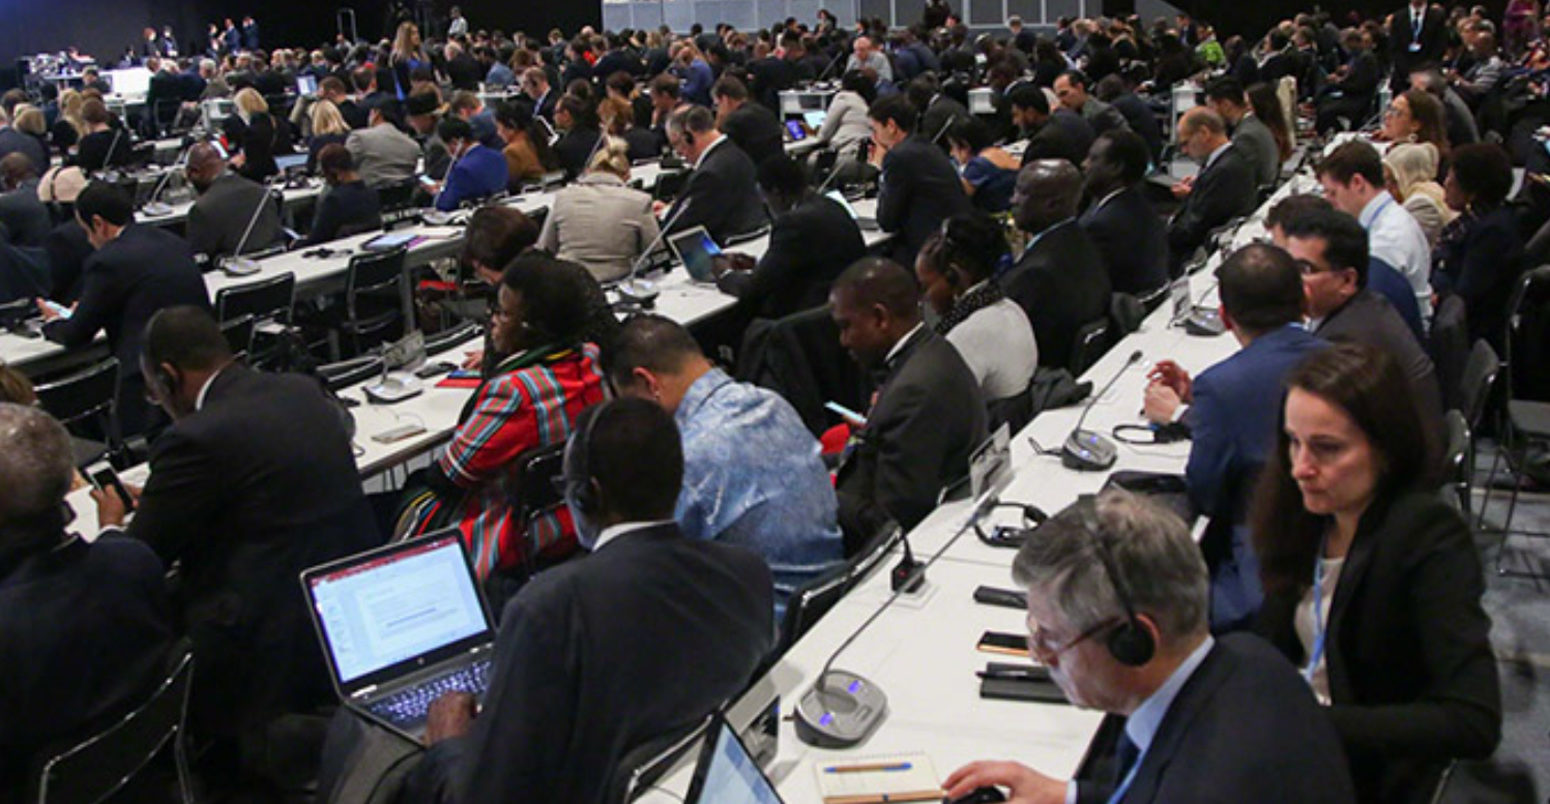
[
  {"left": 90, "top": 466, "right": 135, "bottom": 513},
  {"left": 973, "top": 585, "right": 1028, "bottom": 609},
  {"left": 414, "top": 361, "right": 456, "bottom": 379},
  {"left": 976, "top": 630, "right": 1030, "bottom": 657}
]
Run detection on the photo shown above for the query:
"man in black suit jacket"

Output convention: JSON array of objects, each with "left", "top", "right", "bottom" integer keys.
[
  {"left": 662, "top": 105, "right": 768, "bottom": 244},
  {"left": 1167, "top": 108, "right": 1258, "bottom": 275},
  {"left": 712, "top": 75, "right": 784, "bottom": 167},
  {"left": 1003, "top": 159, "right": 1111, "bottom": 371},
  {"left": 1390, "top": 0, "right": 1449, "bottom": 92},
  {"left": 718, "top": 155, "right": 867, "bottom": 320},
  {"left": 909, "top": 75, "right": 970, "bottom": 148},
  {"left": 415, "top": 398, "right": 773, "bottom": 803},
  {"left": 1080, "top": 130, "right": 1169, "bottom": 298},
  {"left": 1095, "top": 77, "right": 1165, "bottom": 166},
  {"left": 97, "top": 307, "right": 378, "bottom": 764},
  {"left": 1316, "top": 30, "right": 1382, "bottom": 134},
  {"left": 184, "top": 143, "right": 286, "bottom": 261},
  {"left": 830, "top": 258, "right": 986, "bottom": 550},
  {"left": 1281, "top": 207, "right": 1445, "bottom": 437},
  {"left": 443, "top": 42, "right": 483, "bottom": 91},
  {"left": 0, "top": 403, "right": 175, "bottom": 796},
  {"left": 944, "top": 492, "right": 1356, "bottom": 804},
  {"left": 1008, "top": 84, "right": 1094, "bottom": 168},
  {"left": 37, "top": 182, "right": 209, "bottom": 435},
  {"left": 868, "top": 94, "right": 972, "bottom": 265}
]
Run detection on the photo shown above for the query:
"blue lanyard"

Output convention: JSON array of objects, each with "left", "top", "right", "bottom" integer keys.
[
  {"left": 1359, "top": 195, "right": 1393, "bottom": 230},
  {"left": 1107, "top": 743, "right": 1148, "bottom": 804},
  {"left": 1302, "top": 541, "right": 1331, "bottom": 685}
]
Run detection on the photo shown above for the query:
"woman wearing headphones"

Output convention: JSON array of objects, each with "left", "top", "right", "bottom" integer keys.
[
  {"left": 1252, "top": 343, "right": 1499, "bottom": 803},
  {"left": 913, "top": 211, "right": 1036, "bottom": 406},
  {"left": 395, "top": 251, "right": 606, "bottom": 588}
]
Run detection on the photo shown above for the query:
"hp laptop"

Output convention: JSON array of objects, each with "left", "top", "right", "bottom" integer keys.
[
  {"left": 825, "top": 189, "right": 878, "bottom": 230},
  {"left": 301, "top": 530, "right": 496, "bottom": 743},
  {"left": 667, "top": 225, "right": 725, "bottom": 282},
  {"left": 685, "top": 712, "right": 787, "bottom": 804}
]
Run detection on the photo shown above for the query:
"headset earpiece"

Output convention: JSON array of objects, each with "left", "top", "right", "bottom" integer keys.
[
  {"left": 1079, "top": 495, "right": 1156, "bottom": 667},
  {"left": 567, "top": 401, "right": 609, "bottom": 516}
]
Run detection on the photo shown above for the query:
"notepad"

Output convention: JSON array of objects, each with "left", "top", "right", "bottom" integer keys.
[{"left": 815, "top": 754, "right": 942, "bottom": 804}]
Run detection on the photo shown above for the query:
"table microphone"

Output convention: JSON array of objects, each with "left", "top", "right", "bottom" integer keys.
[
  {"left": 219, "top": 178, "right": 280, "bottom": 277},
  {"left": 1061, "top": 349, "right": 1143, "bottom": 472},
  {"left": 141, "top": 138, "right": 194, "bottom": 217},
  {"left": 617, "top": 200, "right": 691, "bottom": 306}
]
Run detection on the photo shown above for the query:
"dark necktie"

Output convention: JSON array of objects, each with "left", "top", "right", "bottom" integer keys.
[{"left": 1114, "top": 731, "right": 1140, "bottom": 786}]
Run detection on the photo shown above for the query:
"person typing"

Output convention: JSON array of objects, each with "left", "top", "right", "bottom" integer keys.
[
  {"left": 183, "top": 142, "right": 286, "bottom": 262},
  {"left": 660, "top": 105, "right": 768, "bottom": 244},
  {"left": 945, "top": 491, "right": 1355, "bottom": 803}
]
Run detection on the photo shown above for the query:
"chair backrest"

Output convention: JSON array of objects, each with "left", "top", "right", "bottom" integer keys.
[
  {"left": 219, "top": 313, "right": 256, "bottom": 361},
  {"left": 214, "top": 272, "right": 296, "bottom": 326},
  {"left": 609, "top": 715, "right": 715, "bottom": 804},
  {"left": 345, "top": 247, "right": 407, "bottom": 318},
  {"left": 1443, "top": 408, "right": 1470, "bottom": 513},
  {"left": 1504, "top": 264, "right": 1550, "bottom": 399},
  {"left": 1459, "top": 339, "right": 1500, "bottom": 433},
  {"left": 781, "top": 525, "right": 899, "bottom": 654},
  {"left": 316, "top": 355, "right": 385, "bottom": 391},
  {"left": 1429, "top": 294, "right": 1469, "bottom": 410},
  {"left": 32, "top": 648, "right": 194, "bottom": 804},
  {"left": 33, "top": 357, "right": 120, "bottom": 427},
  {"left": 1068, "top": 317, "right": 1111, "bottom": 376},
  {"left": 376, "top": 181, "right": 417, "bottom": 213}
]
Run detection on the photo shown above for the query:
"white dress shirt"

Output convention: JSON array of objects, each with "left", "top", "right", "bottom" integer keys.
[{"left": 1359, "top": 191, "right": 1433, "bottom": 316}]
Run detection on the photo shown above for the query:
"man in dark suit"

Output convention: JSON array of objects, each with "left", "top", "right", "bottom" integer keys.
[
  {"left": 1282, "top": 207, "right": 1444, "bottom": 437},
  {"left": 830, "top": 258, "right": 986, "bottom": 550},
  {"left": 0, "top": 112, "right": 46, "bottom": 174},
  {"left": 718, "top": 155, "right": 866, "bottom": 320},
  {"left": 944, "top": 492, "right": 1356, "bottom": 804},
  {"left": 909, "top": 74, "right": 970, "bottom": 148},
  {"left": 1206, "top": 77, "right": 1281, "bottom": 188},
  {"left": 442, "top": 41, "right": 483, "bottom": 91},
  {"left": 96, "top": 306, "right": 378, "bottom": 776},
  {"left": 662, "top": 105, "right": 768, "bottom": 244},
  {"left": 36, "top": 182, "right": 209, "bottom": 435},
  {"left": 1054, "top": 71, "right": 1130, "bottom": 137},
  {"left": 712, "top": 75, "right": 784, "bottom": 167},
  {"left": 520, "top": 67, "right": 557, "bottom": 123},
  {"left": 1094, "top": 75, "right": 1164, "bottom": 166},
  {"left": 0, "top": 153, "right": 52, "bottom": 247},
  {"left": 867, "top": 94, "right": 971, "bottom": 265},
  {"left": 1008, "top": 84, "right": 1094, "bottom": 168},
  {"left": 415, "top": 398, "right": 773, "bottom": 803},
  {"left": 1143, "top": 245, "right": 1325, "bottom": 631},
  {"left": 1166, "top": 108, "right": 1258, "bottom": 276},
  {"left": 550, "top": 95, "right": 603, "bottom": 181},
  {"left": 746, "top": 43, "right": 797, "bottom": 111},
  {"left": 1316, "top": 29, "right": 1381, "bottom": 134},
  {"left": 183, "top": 143, "right": 286, "bottom": 262},
  {"left": 1002, "top": 159, "right": 1110, "bottom": 371},
  {"left": 1080, "top": 131, "right": 1168, "bottom": 299},
  {"left": 1389, "top": 0, "right": 1448, "bottom": 92},
  {"left": 0, "top": 403, "right": 175, "bottom": 796}
]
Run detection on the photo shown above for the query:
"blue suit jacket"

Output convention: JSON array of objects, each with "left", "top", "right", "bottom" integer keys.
[
  {"left": 1367, "top": 256, "right": 1425, "bottom": 343},
  {"left": 1186, "top": 324, "right": 1324, "bottom": 629},
  {"left": 437, "top": 145, "right": 509, "bottom": 211}
]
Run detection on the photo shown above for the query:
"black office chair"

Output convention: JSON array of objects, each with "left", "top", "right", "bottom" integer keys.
[
  {"left": 1429, "top": 294, "right": 1469, "bottom": 412},
  {"left": 1444, "top": 409, "right": 1472, "bottom": 516},
  {"left": 482, "top": 441, "right": 574, "bottom": 615},
  {"left": 214, "top": 272, "right": 296, "bottom": 326},
  {"left": 1480, "top": 265, "right": 1550, "bottom": 577},
  {"left": 376, "top": 180, "right": 418, "bottom": 214},
  {"left": 607, "top": 715, "right": 716, "bottom": 804},
  {"left": 315, "top": 354, "right": 385, "bottom": 392},
  {"left": 1459, "top": 339, "right": 1501, "bottom": 436},
  {"left": 33, "top": 357, "right": 122, "bottom": 467},
  {"left": 337, "top": 247, "right": 408, "bottom": 359},
  {"left": 218, "top": 313, "right": 256, "bottom": 363},
  {"left": 777, "top": 525, "right": 900, "bottom": 656},
  {"left": 1069, "top": 317, "right": 1112, "bottom": 376},
  {"left": 29, "top": 647, "right": 194, "bottom": 804}
]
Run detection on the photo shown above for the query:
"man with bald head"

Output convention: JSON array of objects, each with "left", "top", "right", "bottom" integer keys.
[
  {"left": 1001, "top": 159, "right": 1111, "bottom": 370},
  {"left": 184, "top": 141, "right": 285, "bottom": 262},
  {"left": 0, "top": 403, "right": 173, "bottom": 793},
  {"left": 830, "top": 257, "right": 986, "bottom": 549},
  {"left": 1166, "top": 107, "right": 1258, "bottom": 274}
]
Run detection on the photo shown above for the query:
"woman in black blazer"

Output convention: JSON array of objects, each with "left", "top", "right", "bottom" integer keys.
[{"left": 1252, "top": 343, "right": 1500, "bottom": 804}]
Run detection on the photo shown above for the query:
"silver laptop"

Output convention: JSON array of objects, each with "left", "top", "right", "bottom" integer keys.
[
  {"left": 685, "top": 712, "right": 786, "bottom": 804},
  {"left": 802, "top": 110, "right": 827, "bottom": 131},
  {"left": 825, "top": 189, "right": 878, "bottom": 230},
  {"left": 300, "top": 530, "right": 495, "bottom": 743},
  {"left": 668, "top": 225, "right": 724, "bottom": 282}
]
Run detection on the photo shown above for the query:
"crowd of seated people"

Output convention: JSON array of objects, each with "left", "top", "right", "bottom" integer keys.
[{"left": 6, "top": 2, "right": 1545, "bottom": 800}]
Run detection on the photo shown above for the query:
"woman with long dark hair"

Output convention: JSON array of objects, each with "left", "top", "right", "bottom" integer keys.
[
  {"left": 1246, "top": 82, "right": 1293, "bottom": 163},
  {"left": 1252, "top": 343, "right": 1499, "bottom": 803}
]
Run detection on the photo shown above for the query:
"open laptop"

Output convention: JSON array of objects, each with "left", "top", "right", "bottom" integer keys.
[
  {"left": 685, "top": 712, "right": 786, "bottom": 804},
  {"left": 802, "top": 110, "right": 826, "bottom": 132},
  {"left": 667, "top": 225, "right": 725, "bottom": 282},
  {"left": 297, "top": 73, "right": 318, "bottom": 96},
  {"left": 274, "top": 152, "right": 309, "bottom": 173},
  {"left": 825, "top": 189, "right": 878, "bottom": 230},
  {"left": 300, "top": 530, "right": 496, "bottom": 743}
]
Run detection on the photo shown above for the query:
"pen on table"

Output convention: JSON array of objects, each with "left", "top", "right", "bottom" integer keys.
[{"left": 824, "top": 762, "right": 913, "bottom": 773}]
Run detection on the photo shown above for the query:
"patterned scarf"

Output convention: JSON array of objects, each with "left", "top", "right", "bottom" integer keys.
[{"left": 935, "top": 281, "right": 1005, "bottom": 335}]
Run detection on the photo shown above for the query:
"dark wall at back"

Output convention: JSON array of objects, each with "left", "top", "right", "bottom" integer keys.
[
  {"left": 1177, "top": 0, "right": 1505, "bottom": 38},
  {"left": 2, "top": 0, "right": 600, "bottom": 66}
]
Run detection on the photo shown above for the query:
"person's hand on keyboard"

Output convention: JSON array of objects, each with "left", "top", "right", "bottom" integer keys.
[{"left": 424, "top": 691, "right": 478, "bottom": 746}]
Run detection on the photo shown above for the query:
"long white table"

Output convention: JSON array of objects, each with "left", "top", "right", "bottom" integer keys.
[{"left": 134, "top": 179, "right": 325, "bottom": 227}]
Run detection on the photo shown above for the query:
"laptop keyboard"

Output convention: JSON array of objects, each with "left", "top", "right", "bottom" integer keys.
[{"left": 365, "top": 659, "right": 492, "bottom": 726}]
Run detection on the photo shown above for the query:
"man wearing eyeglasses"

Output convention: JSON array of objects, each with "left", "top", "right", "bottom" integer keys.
[
  {"left": 1141, "top": 244, "right": 1324, "bottom": 632},
  {"left": 944, "top": 491, "right": 1355, "bottom": 804}
]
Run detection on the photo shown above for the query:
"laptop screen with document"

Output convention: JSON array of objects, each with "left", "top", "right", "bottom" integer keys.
[{"left": 305, "top": 533, "right": 490, "bottom": 686}]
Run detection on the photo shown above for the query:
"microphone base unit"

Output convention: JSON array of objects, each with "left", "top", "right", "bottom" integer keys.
[
  {"left": 141, "top": 201, "right": 174, "bottom": 217},
  {"left": 615, "top": 278, "right": 659, "bottom": 307},
  {"left": 363, "top": 372, "right": 424, "bottom": 404},
  {"left": 1183, "top": 307, "right": 1226, "bottom": 337},
  {"left": 219, "top": 256, "right": 262, "bottom": 277},
  {"left": 1061, "top": 428, "right": 1118, "bottom": 471},
  {"left": 890, "top": 555, "right": 925, "bottom": 593},
  {"left": 793, "top": 669, "right": 887, "bottom": 748}
]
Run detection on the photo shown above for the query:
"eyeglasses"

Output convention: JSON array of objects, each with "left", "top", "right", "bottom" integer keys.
[
  {"left": 1026, "top": 614, "right": 1122, "bottom": 661},
  {"left": 1295, "top": 259, "right": 1335, "bottom": 276}
]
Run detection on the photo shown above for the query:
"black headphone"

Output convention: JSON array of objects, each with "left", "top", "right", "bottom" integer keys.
[
  {"left": 1077, "top": 495, "right": 1156, "bottom": 667},
  {"left": 564, "top": 400, "right": 610, "bottom": 516}
]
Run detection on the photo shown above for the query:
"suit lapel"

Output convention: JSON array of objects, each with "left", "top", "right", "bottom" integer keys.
[
  {"left": 1122, "top": 643, "right": 1230, "bottom": 802},
  {"left": 1324, "top": 492, "right": 1394, "bottom": 699}
]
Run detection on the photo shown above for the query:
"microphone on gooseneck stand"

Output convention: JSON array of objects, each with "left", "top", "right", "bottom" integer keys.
[
  {"left": 1061, "top": 349, "right": 1144, "bottom": 471},
  {"left": 142, "top": 139, "right": 195, "bottom": 217},
  {"left": 815, "top": 47, "right": 847, "bottom": 83},
  {"left": 616, "top": 199, "right": 691, "bottom": 306},
  {"left": 219, "top": 178, "right": 279, "bottom": 277},
  {"left": 929, "top": 115, "right": 955, "bottom": 145}
]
